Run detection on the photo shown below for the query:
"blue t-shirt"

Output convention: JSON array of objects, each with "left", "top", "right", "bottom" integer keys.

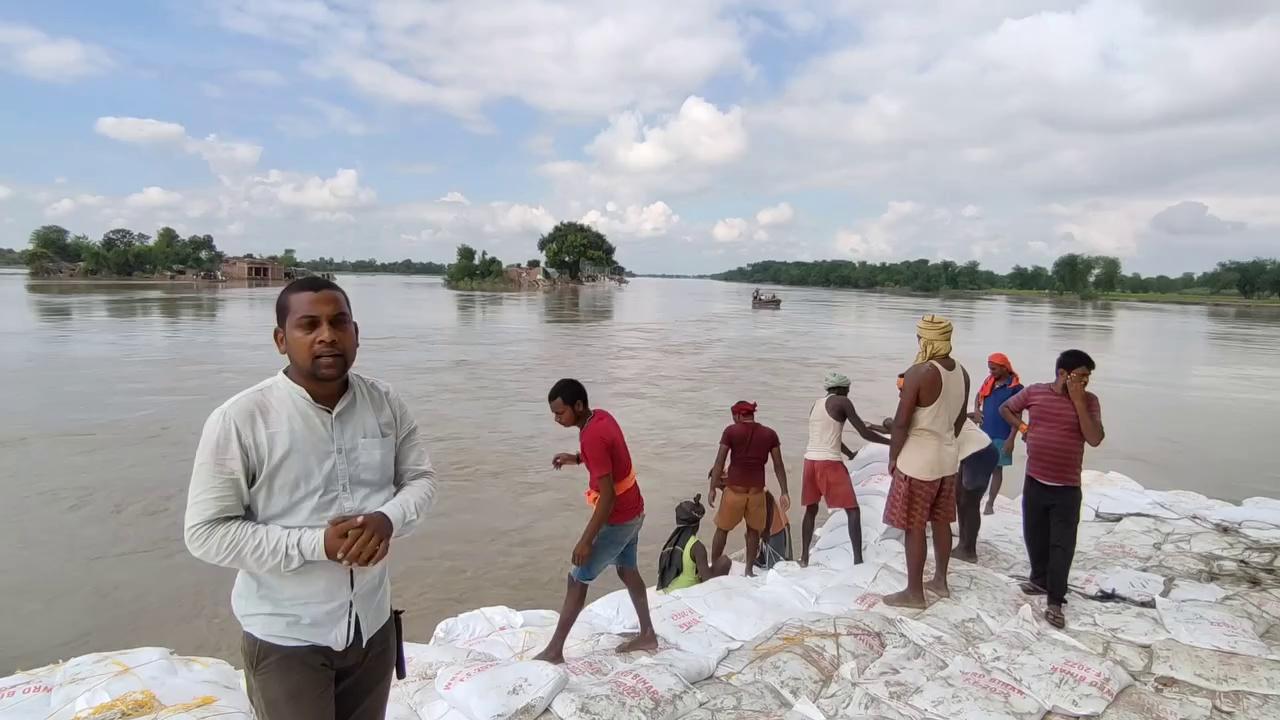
[{"left": 981, "top": 381, "right": 1024, "bottom": 439}]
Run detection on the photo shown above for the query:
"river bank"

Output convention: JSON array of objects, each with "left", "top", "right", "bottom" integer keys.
[
  {"left": 5, "top": 455, "right": 1278, "bottom": 719},
  {"left": 715, "top": 278, "right": 1280, "bottom": 309}
]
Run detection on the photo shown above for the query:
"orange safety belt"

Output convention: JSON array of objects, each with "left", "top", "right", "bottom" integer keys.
[{"left": 585, "top": 469, "right": 637, "bottom": 508}]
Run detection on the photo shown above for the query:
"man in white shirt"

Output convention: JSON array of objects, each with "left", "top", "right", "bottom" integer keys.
[{"left": 184, "top": 277, "right": 437, "bottom": 720}]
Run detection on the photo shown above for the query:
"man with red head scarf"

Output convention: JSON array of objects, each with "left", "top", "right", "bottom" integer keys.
[
  {"left": 973, "top": 353, "right": 1024, "bottom": 515},
  {"left": 708, "top": 401, "right": 789, "bottom": 577}
]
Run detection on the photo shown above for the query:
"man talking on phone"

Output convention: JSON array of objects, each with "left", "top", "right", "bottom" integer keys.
[{"left": 1001, "top": 349, "right": 1104, "bottom": 630}]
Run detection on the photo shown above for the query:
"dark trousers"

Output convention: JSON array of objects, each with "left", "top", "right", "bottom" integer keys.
[
  {"left": 956, "top": 444, "right": 999, "bottom": 553},
  {"left": 1022, "top": 476, "right": 1082, "bottom": 605},
  {"left": 243, "top": 618, "right": 396, "bottom": 720}
]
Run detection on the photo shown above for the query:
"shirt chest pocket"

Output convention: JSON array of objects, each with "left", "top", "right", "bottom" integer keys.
[{"left": 354, "top": 436, "right": 395, "bottom": 488}]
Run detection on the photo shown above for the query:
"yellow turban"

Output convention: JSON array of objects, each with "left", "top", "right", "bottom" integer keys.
[{"left": 914, "top": 314, "right": 953, "bottom": 364}]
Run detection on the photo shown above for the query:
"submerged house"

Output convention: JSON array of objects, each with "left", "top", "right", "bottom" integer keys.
[{"left": 221, "top": 257, "right": 287, "bottom": 281}]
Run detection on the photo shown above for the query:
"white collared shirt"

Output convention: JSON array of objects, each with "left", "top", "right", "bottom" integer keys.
[{"left": 184, "top": 371, "right": 437, "bottom": 650}]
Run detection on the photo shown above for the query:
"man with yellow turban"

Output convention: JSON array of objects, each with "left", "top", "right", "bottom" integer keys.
[{"left": 883, "top": 314, "right": 970, "bottom": 609}]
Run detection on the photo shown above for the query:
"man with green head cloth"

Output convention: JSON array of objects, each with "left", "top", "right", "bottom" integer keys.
[{"left": 799, "top": 371, "right": 890, "bottom": 567}]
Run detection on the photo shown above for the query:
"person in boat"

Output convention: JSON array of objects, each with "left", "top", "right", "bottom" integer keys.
[
  {"left": 1000, "top": 350, "right": 1104, "bottom": 630},
  {"left": 184, "top": 277, "right": 439, "bottom": 720},
  {"left": 973, "top": 352, "right": 1025, "bottom": 515},
  {"left": 755, "top": 490, "right": 794, "bottom": 570},
  {"left": 883, "top": 315, "right": 970, "bottom": 609},
  {"left": 708, "top": 401, "right": 790, "bottom": 578},
  {"left": 658, "top": 494, "right": 732, "bottom": 592},
  {"left": 753, "top": 288, "right": 760, "bottom": 300},
  {"left": 535, "top": 379, "right": 658, "bottom": 663},
  {"left": 799, "top": 372, "right": 889, "bottom": 567}
]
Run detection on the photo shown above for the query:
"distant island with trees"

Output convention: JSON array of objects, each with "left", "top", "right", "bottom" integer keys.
[
  {"left": 713, "top": 254, "right": 1280, "bottom": 305},
  {"left": 2, "top": 224, "right": 448, "bottom": 279},
  {"left": 443, "top": 221, "right": 628, "bottom": 290}
]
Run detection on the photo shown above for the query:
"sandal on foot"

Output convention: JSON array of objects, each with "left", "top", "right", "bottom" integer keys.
[{"left": 1044, "top": 606, "right": 1066, "bottom": 629}]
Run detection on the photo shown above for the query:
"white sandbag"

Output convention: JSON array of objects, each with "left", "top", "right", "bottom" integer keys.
[
  {"left": 436, "top": 660, "right": 567, "bottom": 720},
  {"left": 1165, "top": 579, "right": 1228, "bottom": 603},
  {"left": 637, "top": 647, "right": 723, "bottom": 685},
  {"left": 679, "top": 679, "right": 790, "bottom": 720},
  {"left": 457, "top": 625, "right": 557, "bottom": 662},
  {"left": 854, "top": 643, "right": 947, "bottom": 716},
  {"left": 0, "top": 667, "right": 57, "bottom": 720},
  {"left": 848, "top": 444, "right": 889, "bottom": 473},
  {"left": 548, "top": 664, "right": 706, "bottom": 720},
  {"left": 1149, "top": 639, "right": 1280, "bottom": 695},
  {"left": 47, "top": 648, "right": 251, "bottom": 720},
  {"left": 434, "top": 606, "right": 532, "bottom": 645},
  {"left": 1070, "top": 567, "right": 1167, "bottom": 604},
  {"left": 1086, "top": 686, "right": 1211, "bottom": 720},
  {"left": 1156, "top": 597, "right": 1274, "bottom": 659},
  {"left": 852, "top": 470, "right": 893, "bottom": 500},
  {"left": 580, "top": 588, "right": 667, "bottom": 635},
  {"left": 719, "top": 615, "right": 907, "bottom": 702},
  {"left": 668, "top": 575, "right": 810, "bottom": 642},
  {"left": 895, "top": 599, "right": 997, "bottom": 663},
  {"left": 946, "top": 565, "right": 1030, "bottom": 628},
  {"left": 906, "top": 656, "right": 1046, "bottom": 720},
  {"left": 648, "top": 596, "right": 741, "bottom": 656},
  {"left": 1066, "top": 599, "right": 1170, "bottom": 647},
  {"left": 973, "top": 606, "right": 1132, "bottom": 716}
]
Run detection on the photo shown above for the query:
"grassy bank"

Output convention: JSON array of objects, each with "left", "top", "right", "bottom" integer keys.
[{"left": 444, "top": 278, "right": 523, "bottom": 291}]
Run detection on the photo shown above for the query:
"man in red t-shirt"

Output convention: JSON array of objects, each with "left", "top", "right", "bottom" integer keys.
[
  {"left": 1000, "top": 349, "right": 1104, "bottom": 630},
  {"left": 534, "top": 378, "right": 656, "bottom": 664},
  {"left": 707, "top": 401, "right": 790, "bottom": 577}
]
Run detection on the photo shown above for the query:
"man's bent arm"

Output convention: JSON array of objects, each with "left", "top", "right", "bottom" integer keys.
[
  {"left": 376, "top": 392, "right": 439, "bottom": 537},
  {"left": 890, "top": 367, "right": 924, "bottom": 468},
  {"left": 578, "top": 471, "right": 615, "bottom": 547},
  {"left": 770, "top": 446, "right": 790, "bottom": 497},
  {"left": 1074, "top": 396, "right": 1105, "bottom": 447},
  {"left": 710, "top": 444, "right": 730, "bottom": 494},
  {"left": 184, "top": 409, "right": 325, "bottom": 573}
]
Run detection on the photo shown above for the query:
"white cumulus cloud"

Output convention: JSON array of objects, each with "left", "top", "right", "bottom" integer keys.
[
  {"left": 95, "top": 117, "right": 262, "bottom": 178},
  {"left": 581, "top": 201, "right": 679, "bottom": 238},
  {"left": 266, "top": 168, "right": 376, "bottom": 210},
  {"left": 755, "top": 202, "right": 794, "bottom": 227},
  {"left": 439, "top": 191, "right": 470, "bottom": 205},
  {"left": 589, "top": 96, "right": 746, "bottom": 173},
  {"left": 125, "top": 186, "right": 184, "bottom": 209},
  {"left": 712, "top": 217, "right": 750, "bottom": 243},
  {"left": 0, "top": 22, "right": 112, "bottom": 82}
]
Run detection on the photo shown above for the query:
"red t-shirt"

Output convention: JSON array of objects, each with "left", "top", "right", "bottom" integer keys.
[
  {"left": 719, "top": 421, "right": 781, "bottom": 489},
  {"left": 579, "top": 409, "right": 644, "bottom": 524},
  {"left": 1002, "top": 383, "right": 1101, "bottom": 487}
]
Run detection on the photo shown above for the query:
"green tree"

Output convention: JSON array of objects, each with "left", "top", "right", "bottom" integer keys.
[
  {"left": 1092, "top": 256, "right": 1122, "bottom": 293},
  {"left": 1051, "top": 253, "right": 1096, "bottom": 296},
  {"left": 153, "top": 226, "right": 182, "bottom": 269},
  {"left": 526, "top": 258, "right": 541, "bottom": 269},
  {"left": 24, "top": 247, "right": 57, "bottom": 276},
  {"left": 1220, "top": 259, "right": 1269, "bottom": 299},
  {"left": 537, "top": 221, "right": 616, "bottom": 280},
  {"left": 29, "top": 225, "right": 71, "bottom": 261},
  {"left": 1263, "top": 260, "right": 1280, "bottom": 298}
]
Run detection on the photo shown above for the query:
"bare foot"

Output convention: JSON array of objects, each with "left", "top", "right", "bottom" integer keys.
[
  {"left": 616, "top": 632, "right": 659, "bottom": 654},
  {"left": 532, "top": 647, "right": 565, "bottom": 664},
  {"left": 983, "top": 504, "right": 995, "bottom": 516},
  {"left": 952, "top": 546, "right": 978, "bottom": 564},
  {"left": 881, "top": 589, "right": 927, "bottom": 609},
  {"left": 798, "top": 558, "right": 809, "bottom": 568},
  {"left": 924, "top": 578, "right": 951, "bottom": 599}
]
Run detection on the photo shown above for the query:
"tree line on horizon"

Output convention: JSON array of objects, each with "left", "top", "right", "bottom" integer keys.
[
  {"left": 6, "top": 224, "right": 450, "bottom": 277},
  {"left": 713, "top": 254, "right": 1280, "bottom": 300}
]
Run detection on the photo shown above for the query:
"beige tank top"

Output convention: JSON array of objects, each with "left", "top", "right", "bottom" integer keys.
[
  {"left": 896, "top": 360, "right": 966, "bottom": 480},
  {"left": 804, "top": 395, "right": 845, "bottom": 462}
]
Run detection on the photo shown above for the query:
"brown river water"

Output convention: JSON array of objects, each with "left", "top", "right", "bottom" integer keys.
[{"left": 2, "top": 267, "right": 1279, "bottom": 670}]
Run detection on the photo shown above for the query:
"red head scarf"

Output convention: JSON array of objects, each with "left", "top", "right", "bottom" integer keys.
[
  {"left": 731, "top": 401, "right": 758, "bottom": 415},
  {"left": 978, "top": 353, "right": 1020, "bottom": 401}
]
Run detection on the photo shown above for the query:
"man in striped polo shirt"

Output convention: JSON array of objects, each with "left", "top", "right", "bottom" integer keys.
[{"left": 1000, "top": 349, "right": 1105, "bottom": 629}]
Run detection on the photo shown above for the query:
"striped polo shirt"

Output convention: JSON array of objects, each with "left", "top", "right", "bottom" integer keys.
[{"left": 1002, "top": 383, "right": 1101, "bottom": 487}]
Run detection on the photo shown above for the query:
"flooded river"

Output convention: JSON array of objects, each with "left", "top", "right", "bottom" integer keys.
[{"left": 2, "top": 268, "right": 1278, "bottom": 670}]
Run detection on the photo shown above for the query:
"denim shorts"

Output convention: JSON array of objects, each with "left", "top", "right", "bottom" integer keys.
[{"left": 570, "top": 514, "right": 643, "bottom": 584}]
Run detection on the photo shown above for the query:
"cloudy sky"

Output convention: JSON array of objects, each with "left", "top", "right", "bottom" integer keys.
[{"left": 2, "top": 1, "right": 1278, "bottom": 274}]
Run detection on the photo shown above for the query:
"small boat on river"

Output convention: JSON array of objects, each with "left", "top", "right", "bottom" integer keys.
[{"left": 752, "top": 290, "right": 782, "bottom": 308}]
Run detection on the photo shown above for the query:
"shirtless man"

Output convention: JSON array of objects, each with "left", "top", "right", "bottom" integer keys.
[{"left": 799, "top": 372, "right": 890, "bottom": 567}]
